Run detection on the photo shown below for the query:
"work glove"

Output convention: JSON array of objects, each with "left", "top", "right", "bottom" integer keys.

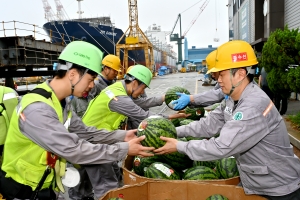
[{"left": 172, "top": 92, "right": 190, "bottom": 110}]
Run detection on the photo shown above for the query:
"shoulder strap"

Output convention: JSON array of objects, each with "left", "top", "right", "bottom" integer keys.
[
  {"left": 0, "top": 86, "right": 5, "bottom": 114},
  {"left": 30, "top": 88, "right": 52, "bottom": 99},
  {"left": 0, "top": 86, "right": 5, "bottom": 115}
]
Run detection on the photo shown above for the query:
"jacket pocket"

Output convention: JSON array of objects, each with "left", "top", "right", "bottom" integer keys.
[
  {"left": 15, "top": 158, "right": 53, "bottom": 189},
  {"left": 239, "top": 163, "right": 277, "bottom": 189},
  {"left": 239, "top": 164, "right": 268, "bottom": 175}
]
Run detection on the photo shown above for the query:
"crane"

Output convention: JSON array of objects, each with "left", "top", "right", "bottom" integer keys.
[
  {"left": 41, "top": 0, "right": 56, "bottom": 22},
  {"left": 169, "top": 0, "right": 210, "bottom": 65},
  {"left": 169, "top": 14, "right": 183, "bottom": 64},
  {"left": 53, "top": 0, "right": 69, "bottom": 21},
  {"left": 115, "top": 0, "right": 154, "bottom": 74}
]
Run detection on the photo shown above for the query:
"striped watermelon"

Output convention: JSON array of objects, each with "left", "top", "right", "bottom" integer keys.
[
  {"left": 206, "top": 194, "right": 229, "bottom": 200},
  {"left": 185, "top": 106, "right": 205, "bottom": 120},
  {"left": 161, "top": 138, "right": 193, "bottom": 170},
  {"left": 193, "top": 160, "right": 217, "bottom": 169},
  {"left": 144, "top": 162, "right": 181, "bottom": 180},
  {"left": 132, "top": 155, "right": 162, "bottom": 176},
  {"left": 171, "top": 118, "right": 185, "bottom": 127},
  {"left": 185, "top": 136, "right": 207, "bottom": 141},
  {"left": 183, "top": 166, "right": 218, "bottom": 180},
  {"left": 165, "top": 86, "right": 190, "bottom": 110},
  {"left": 216, "top": 157, "right": 239, "bottom": 179},
  {"left": 179, "top": 119, "right": 194, "bottom": 126},
  {"left": 137, "top": 117, "right": 177, "bottom": 148}
]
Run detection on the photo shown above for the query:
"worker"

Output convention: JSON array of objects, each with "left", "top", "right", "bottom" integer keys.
[
  {"left": 81, "top": 64, "right": 188, "bottom": 199},
  {"left": 0, "top": 41, "right": 154, "bottom": 199},
  {"left": 124, "top": 65, "right": 165, "bottom": 129},
  {"left": 68, "top": 54, "right": 122, "bottom": 199},
  {"left": 70, "top": 64, "right": 165, "bottom": 199},
  {"left": 154, "top": 40, "right": 300, "bottom": 199},
  {"left": 172, "top": 50, "right": 225, "bottom": 110},
  {"left": 82, "top": 64, "right": 189, "bottom": 131},
  {"left": 71, "top": 54, "right": 122, "bottom": 118}
]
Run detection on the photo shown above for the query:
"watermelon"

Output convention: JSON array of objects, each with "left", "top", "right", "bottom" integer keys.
[
  {"left": 144, "top": 162, "right": 181, "bottom": 180},
  {"left": 185, "top": 106, "right": 205, "bottom": 120},
  {"left": 185, "top": 136, "right": 207, "bottom": 141},
  {"left": 206, "top": 194, "right": 229, "bottom": 200},
  {"left": 108, "top": 198, "right": 124, "bottom": 200},
  {"left": 178, "top": 137, "right": 188, "bottom": 141},
  {"left": 193, "top": 160, "right": 217, "bottom": 169},
  {"left": 179, "top": 119, "right": 194, "bottom": 126},
  {"left": 161, "top": 138, "right": 193, "bottom": 170},
  {"left": 165, "top": 86, "right": 190, "bottom": 110},
  {"left": 132, "top": 155, "right": 162, "bottom": 176},
  {"left": 183, "top": 166, "right": 219, "bottom": 180},
  {"left": 137, "top": 117, "right": 177, "bottom": 148},
  {"left": 216, "top": 157, "right": 239, "bottom": 179},
  {"left": 171, "top": 118, "right": 185, "bottom": 127}
]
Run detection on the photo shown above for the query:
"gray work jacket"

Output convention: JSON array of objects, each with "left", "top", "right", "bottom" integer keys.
[
  {"left": 176, "top": 82, "right": 300, "bottom": 196},
  {"left": 191, "top": 83, "right": 224, "bottom": 107},
  {"left": 109, "top": 81, "right": 166, "bottom": 129},
  {"left": 19, "top": 82, "right": 128, "bottom": 165}
]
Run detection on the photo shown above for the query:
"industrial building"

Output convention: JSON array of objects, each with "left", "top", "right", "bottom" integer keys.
[
  {"left": 228, "top": 0, "right": 300, "bottom": 51},
  {"left": 182, "top": 38, "right": 216, "bottom": 71}
]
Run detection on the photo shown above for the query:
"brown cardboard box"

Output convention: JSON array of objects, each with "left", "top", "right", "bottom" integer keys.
[
  {"left": 100, "top": 181, "right": 266, "bottom": 200},
  {"left": 123, "top": 156, "right": 240, "bottom": 186}
]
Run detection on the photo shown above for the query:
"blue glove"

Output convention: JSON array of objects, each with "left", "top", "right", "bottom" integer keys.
[{"left": 172, "top": 92, "right": 190, "bottom": 110}]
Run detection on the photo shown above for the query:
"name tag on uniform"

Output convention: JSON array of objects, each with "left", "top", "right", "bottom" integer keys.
[
  {"left": 105, "top": 90, "right": 118, "bottom": 101},
  {"left": 224, "top": 106, "right": 232, "bottom": 115}
]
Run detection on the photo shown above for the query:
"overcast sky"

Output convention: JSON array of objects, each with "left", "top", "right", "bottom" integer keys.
[{"left": 1, "top": 0, "right": 229, "bottom": 54}]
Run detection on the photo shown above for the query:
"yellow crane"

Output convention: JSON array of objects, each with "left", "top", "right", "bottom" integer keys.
[{"left": 116, "top": 0, "right": 154, "bottom": 76}]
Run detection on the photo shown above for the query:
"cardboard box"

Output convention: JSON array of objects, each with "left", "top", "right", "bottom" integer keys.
[
  {"left": 123, "top": 156, "right": 241, "bottom": 186},
  {"left": 100, "top": 181, "right": 266, "bottom": 200}
]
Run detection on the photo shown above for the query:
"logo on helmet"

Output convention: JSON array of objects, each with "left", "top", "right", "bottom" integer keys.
[
  {"left": 231, "top": 52, "right": 248, "bottom": 62},
  {"left": 74, "top": 52, "right": 90, "bottom": 60}
]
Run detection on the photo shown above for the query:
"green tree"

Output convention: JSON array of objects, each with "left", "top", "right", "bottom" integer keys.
[{"left": 260, "top": 26, "right": 300, "bottom": 96}]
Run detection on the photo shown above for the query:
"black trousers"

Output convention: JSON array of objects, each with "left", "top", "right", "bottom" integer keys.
[
  {"left": 261, "top": 187, "right": 300, "bottom": 200},
  {"left": 0, "top": 169, "right": 56, "bottom": 200},
  {"left": 274, "top": 94, "right": 288, "bottom": 115}
]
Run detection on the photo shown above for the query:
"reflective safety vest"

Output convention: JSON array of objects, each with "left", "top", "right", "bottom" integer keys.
[
  {"left": 1, "top": 82, "right": 71, "bottom": 192},
  {"left": 83, "top": 81, "right": 127, "bottom": 131},
  {"left": 0, "top": 86, "right": 18, "bottom": 145}
]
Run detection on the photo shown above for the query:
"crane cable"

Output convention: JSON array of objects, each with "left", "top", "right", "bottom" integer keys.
[
  {"left": 180, "top": 0, "right": 204, "bottom": 14},
  {"left": 214, "top": 0, "right": 219, "bottom": 42}
]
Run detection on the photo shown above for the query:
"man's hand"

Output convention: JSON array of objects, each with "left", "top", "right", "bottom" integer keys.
[
  {"left": 172, "top": 92, "right": 191, "bottom": 110},
  {"left": 169, "top": 113, "right": 191, "bottom": 119},
  {"left": 153, "top": 136, "right": 178, "bottom": 155},
  {"left": 128, "top": 136, "right": 155, "bottom": 157},
  {"left": 124, "top": 129, "right": 137, "bottom": 142}
]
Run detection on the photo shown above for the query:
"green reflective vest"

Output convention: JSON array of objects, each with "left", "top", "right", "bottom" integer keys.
[
  {"left": 83, "top": 81, "right": 127, "bottom": 131},
  {"left": 1, "top": 82, "right": 68, "bottom": 192},
  {"left": 0, "top": 86, "right": 18, "bottom": 145}
]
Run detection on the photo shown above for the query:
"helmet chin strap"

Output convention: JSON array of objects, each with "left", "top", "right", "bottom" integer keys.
[
  {"left": 227, "top": 68, "right": 249, "bottom": 96},
  {"left": 130, "top": 82, "right": 144, "bottom": 99},
  {"left": 70, "top": 68, "right": 89, "bottom": 95}
]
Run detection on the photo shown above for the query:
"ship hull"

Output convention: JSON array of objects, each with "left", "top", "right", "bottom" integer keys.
[{"left": 43, "top": 20, "right": 176, "bottom": 71}]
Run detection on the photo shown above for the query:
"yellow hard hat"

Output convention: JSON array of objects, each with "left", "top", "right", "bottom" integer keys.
[
  {"left": 210, "top": 40, "right": 258, "bottom": 73},
  {"left": 126, "top": 65, "right": 134, "bottom": 74},
  {"left": 102, "top": 54, "right": 121, "bottom": 71},
  {"left": 206, "top": 50, "right": 217, "bottom": 74}
]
